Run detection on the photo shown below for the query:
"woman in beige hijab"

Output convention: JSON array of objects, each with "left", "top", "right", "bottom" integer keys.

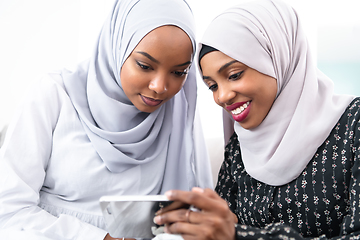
[{"left": 154, "top": 0, "right": 360, "bottom": 239}]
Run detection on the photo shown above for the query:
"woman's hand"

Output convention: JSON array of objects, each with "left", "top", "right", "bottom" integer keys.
[{"left": 154, "top": 187, "right": 237, "bottom": 240}]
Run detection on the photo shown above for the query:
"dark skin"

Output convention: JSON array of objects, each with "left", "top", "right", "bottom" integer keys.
[
  {"left": 154, "top": 187, "right": 237, "bottom": 240},
  {"left": 104, "top": 234, "right": 135, "bottom": 240}
]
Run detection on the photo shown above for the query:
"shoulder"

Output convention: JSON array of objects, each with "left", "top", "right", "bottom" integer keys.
[
  {"left": 16, "top": 71, "right": 73, "bottom": 125},
  {"left": 344, "top": 97, "right": 360, "bottom": 115},
  {"left": 337, "top": 97, "right": 360, "bottom": 131},
  {"left": 26, "top": 71, "right": 69, "bottom": 106},
  {"left": 34, "top": 71, "right": 66, "bottom": 94},
  {"left": 325, "top": 97, "right": 360, "bottom": 162}
]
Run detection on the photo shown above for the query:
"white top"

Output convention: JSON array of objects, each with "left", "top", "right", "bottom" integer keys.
[{"left": 0, "top": 73, "right": 211, "bottom": 239}]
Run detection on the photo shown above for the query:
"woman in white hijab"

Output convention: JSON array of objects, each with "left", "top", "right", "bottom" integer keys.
[
  {"left": 0, "top": 0, "right": 212, "bottom": 239},
  {"left": 154, "top": 0, "right": 360, "bottom": 239}
]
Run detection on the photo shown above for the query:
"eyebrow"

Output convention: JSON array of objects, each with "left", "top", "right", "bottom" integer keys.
[
  {"left": 175, "top": 61, "right": 192, "bottom": 67},
  {"left": 218, "top": 60, "right": 238, "bottom": 73},
  {"left": 202, "top": 60, "right": 239, "bottom": 80},
  {"left": 136, "top": 51, "right": 159, "bottom": 63},
  {"left": 135, "top": 51, "right": 192, "bottom": 68}
]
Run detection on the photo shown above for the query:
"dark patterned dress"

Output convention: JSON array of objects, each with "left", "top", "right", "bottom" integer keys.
[{"left": 215, "top": 97, "right": 360, "bottom": 239}]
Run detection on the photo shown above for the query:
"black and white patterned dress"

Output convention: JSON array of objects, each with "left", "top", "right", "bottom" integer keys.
[{"left": 216, "top": 98, "right": 360, "bottom": 239}]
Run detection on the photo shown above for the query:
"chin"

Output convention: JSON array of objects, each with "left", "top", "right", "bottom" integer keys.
[
  {"left": 238, "top": 121, "right": 257, "bottom": 130},
  {"left": 136, "top": 105, "right": 160, "bottom": 113}
]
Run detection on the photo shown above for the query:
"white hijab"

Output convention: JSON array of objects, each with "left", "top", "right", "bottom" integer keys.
[
  {"left": 62, "top": 0, "right": 212, "bottom": 192},
  {"left": 199, "top": 0, "right": 355, "bottom": 186}
]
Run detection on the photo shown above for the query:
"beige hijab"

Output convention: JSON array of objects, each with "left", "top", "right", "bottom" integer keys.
[{"left": 199, "top": 0, "right": 355, "bottom": 186}]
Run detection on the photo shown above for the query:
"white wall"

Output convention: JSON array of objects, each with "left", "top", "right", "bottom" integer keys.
[
  {"left": 0, "top": 0, "right": 359, "bottom": 183},
  {"left": 0, "top": 0, "right": 314, "bottom": 131}
]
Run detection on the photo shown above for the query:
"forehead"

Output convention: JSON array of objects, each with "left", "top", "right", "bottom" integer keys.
[
  {"left": 133, "top": 25, "right": 193, "bottom": 64},
  {"left": 136, "top": 25, "right": 192, "bottom": 50},
  {"left": 200, "top": 51, "right": 237, "bottom": 72}
]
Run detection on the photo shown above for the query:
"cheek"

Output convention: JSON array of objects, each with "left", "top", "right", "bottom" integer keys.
[
  {"left": 120, "top": 66, "right": 144, "bottom": 92},
  {"left": 212, "top": 93, "right": 222, "bottom": 106},
  {"left": 120, "top": 64, "right": 131, "bottom": 88}
]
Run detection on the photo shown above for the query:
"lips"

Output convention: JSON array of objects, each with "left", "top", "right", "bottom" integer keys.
[
  {"left": 226, "top": 101, "right": 251, "bottom": 122},
  {"left": 141, "top": 95, "right": 163, "bottom": 107},
  {"left": 226, "top": 101, "right": 249, "bottom": 111}
]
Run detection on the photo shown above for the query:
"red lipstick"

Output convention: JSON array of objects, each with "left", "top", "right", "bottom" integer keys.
[
  {"left": 226, "top": 101, "right": 248, "bottom": 111},
  {"left": 226, "top": 101, "right": 251, "bottom": 122}
]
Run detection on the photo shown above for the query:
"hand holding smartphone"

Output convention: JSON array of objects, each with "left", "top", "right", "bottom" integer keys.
[{"left": 99, "top": 195, "right": 172, "bottom": 239}]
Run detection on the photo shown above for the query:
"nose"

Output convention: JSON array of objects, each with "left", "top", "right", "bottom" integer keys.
[
  {"left": 217, "top": 84, "right": 236, "bottom": 105},
  {"left": 149, "top": 74, "right": 167, "bottom": 94}
]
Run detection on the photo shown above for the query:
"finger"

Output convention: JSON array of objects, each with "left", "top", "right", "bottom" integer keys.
[
  {"left": 160, "top": 208, "right": 237, "bottom": 240},
  {"left": 232, "top": 212, "right": 238, "bottom": 223},
  {"left": 165, "top": 221, "right": 218, "bottom": 240},
  {"left": 165, "top": 189, "right": 226, "bottom": 213},
  {"left": 165, "top": 221, "right": 201, "bottom": 237},
  {"left": 192, "top": 187, "right": 218, "bottom": 200},
  {"left": 154, "top": 208, "right": 188, "bottom": 225},
  {"left": 181, "top": 235, "right": 199, "bottom": 240},
  {"left": 181, "top": 234, "right": 201, "bottom": 240},
  {"left": 155, "top": 200, "right": 188, "bottom": 215},
  {"left": 155, "top": 207, "right": 219, "bottom": 226}
]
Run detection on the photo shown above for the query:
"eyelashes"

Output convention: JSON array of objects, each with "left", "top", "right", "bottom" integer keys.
[
  {"left": 173, "top": 70, "right": 188, "bottom": 77},
  {"left": 136, "top": 61, "right": 151, "bottom": 70},
  {"left": 208, "top": 83, "right": 218, "bottom": 92},
  {"left": 136, "top": 60, "right": 189, "bottom": 78},
  {"left": 229, "top": 71, "right": 244, "bottom": 80},
  {"left": 207, "top": 70, "right": 245, "bottom": 92}
]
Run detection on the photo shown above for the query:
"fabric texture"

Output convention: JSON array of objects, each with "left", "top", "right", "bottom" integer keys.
[
  {"left": 216, "top": 97, "right": 360, "bottom": 239},
  {"left": 0, "top": 51, "right": 211, "bottom": 240},
  {"left": 0, "top": 74, "right": 110, "bottom": 240},
  {"left": 199, "top": 0, "right": 355, "bottom": 186},
  {"left": 62, "top": 0, "right": 212, "bottom": 191},
  {"left": 0, "top": 0, "right": 213, "bottom": 239}
]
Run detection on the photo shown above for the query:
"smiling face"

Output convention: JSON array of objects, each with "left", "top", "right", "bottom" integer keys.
[
  {"left": 120, "top": 25, "right": 193, "bottom": 113},
  {"left": 200, "top": 50, "right": 277, "bottom": 130}
]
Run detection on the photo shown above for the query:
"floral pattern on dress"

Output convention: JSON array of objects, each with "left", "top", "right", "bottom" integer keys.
[{"left": 216, "top": 98, "right": 360, "bottom": 239}]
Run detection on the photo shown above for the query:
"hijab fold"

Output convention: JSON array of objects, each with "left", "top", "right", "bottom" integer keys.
[
  {"left": 62, "top": 0, "right": 212, "bottom": 192},
  {"left": 199, "top": 0, "right": 354, "bottom": 186}
]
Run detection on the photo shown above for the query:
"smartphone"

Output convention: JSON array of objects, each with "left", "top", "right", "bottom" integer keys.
[{"left": 99, "top": 195, "right": 171, "bottom": 239}]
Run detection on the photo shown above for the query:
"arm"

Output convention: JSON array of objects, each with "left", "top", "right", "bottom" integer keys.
[
  {"left": 155, "top": 188, "right": 237, "bottom": 240},
  {"left": 153, "top": 122, "right": 360, "bottom": 240},
  {"left": 152, "top": 135, "right": 239, "bottom": 239},
  {"left": 152, "top": 133, "right": 239, "bottom": 240},
  {"left": 0, "top": 76, "right": 107, "bottom": 240}
]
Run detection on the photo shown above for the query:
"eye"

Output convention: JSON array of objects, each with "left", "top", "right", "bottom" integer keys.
[
  {"left": 173, "top": 70, "right": 188, "bottom": 77},
  {"left": 208, "top": 83, "right": 218, "bottom": 92},
  {"left": 229, "top": 71, "right": 244, "bottom": 80},
  {"left": 136, "top": 61, "right": 151, "bottom": 70}
]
